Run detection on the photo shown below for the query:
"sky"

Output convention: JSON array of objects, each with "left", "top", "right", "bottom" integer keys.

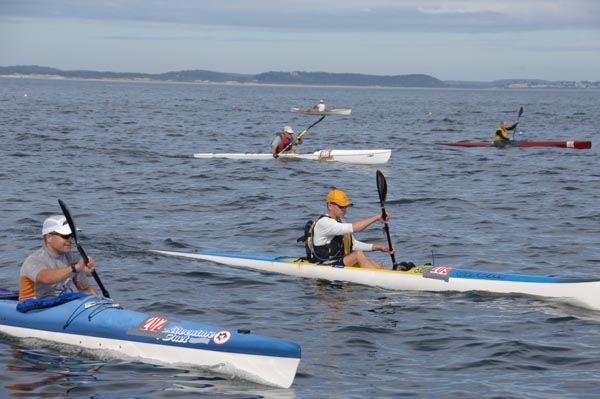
[{"left": 1, "top": 0, "right": 599, "bottom": 81}]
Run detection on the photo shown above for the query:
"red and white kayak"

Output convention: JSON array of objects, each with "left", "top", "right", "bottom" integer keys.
[{"left": 436, "top": 140, "right": 592, "bottom": 150}]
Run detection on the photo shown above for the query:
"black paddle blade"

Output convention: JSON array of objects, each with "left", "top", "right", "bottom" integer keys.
[
  {"left": 58, "top": 199, "right": 88, "bottom": 264},
  {"left": 376, "top": 170, "right": 387, "bottom": 205},
  {"left": 518, "top": 106, "right": 524, "bottom": 118},
  {"left": 58, "top": 199, "right": 78, "bottom": 242}
]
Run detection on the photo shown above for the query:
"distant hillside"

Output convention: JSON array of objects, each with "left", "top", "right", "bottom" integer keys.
[
  {"left": 0, "top": 65, "right": 447, "bottom": 88},
  {"left": 445, "top": 78, "right": 599, "bottom": 89},
  {"left": 254, "top": 71, "right": 445, "bottom": 88},
  {"left": 3, "top": 65, "right": 597, "bottom": 89}
]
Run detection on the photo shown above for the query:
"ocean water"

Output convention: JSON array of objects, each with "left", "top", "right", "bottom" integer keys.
[{"left": 0, "top": 77, "right": 599, "bottom": 398}]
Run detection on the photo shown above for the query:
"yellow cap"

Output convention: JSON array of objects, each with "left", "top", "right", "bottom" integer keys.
[{"left": 326, "top": 189, "right": 353, "bottom": 207}]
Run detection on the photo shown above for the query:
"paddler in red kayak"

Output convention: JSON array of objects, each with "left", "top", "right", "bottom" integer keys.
[{"left": 494, "top": 120, "right": 519, "bottom": 142}]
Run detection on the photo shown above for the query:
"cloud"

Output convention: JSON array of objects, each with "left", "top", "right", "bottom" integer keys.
[{"left": 2, "top": 0, "right": 599, "bottom": 32}]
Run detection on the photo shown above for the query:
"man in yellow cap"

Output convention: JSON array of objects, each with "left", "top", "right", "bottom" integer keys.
[{"left": 308, "top": 189, "right": 394, "bottom": 269}]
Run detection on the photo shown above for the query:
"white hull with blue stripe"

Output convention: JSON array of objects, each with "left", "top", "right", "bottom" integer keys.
[
  {"left": 0, "top": 293, "right": 300, "bottom": 388},
  {"left": 152, "top": 251, "right": 600, "bottom": 311}
]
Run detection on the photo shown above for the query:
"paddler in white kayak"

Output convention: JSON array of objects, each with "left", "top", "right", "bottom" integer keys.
[
  {"left": 271, "top": 125, "right": 303, "bottom": 158},
  {"left": 19, "top": 215, "right": 97, "bottom": 302},
  {"left": 301, "top": 189, "right": 397, "bottom": 269},
  {"left": 313, "top": 99, "right": 326, "bottom": 112}
]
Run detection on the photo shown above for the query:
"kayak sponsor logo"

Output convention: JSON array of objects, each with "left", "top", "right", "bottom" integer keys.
[
  {"left": 141, "top": 316, "right": 169, "bottom": 332},
  {"left": 423, "top": 266, "right": 454, "bottom": 282},
  {"left": 318, "top": 150, "right": 333, "bottom": 160},
  {"left": 161, "top": 325, "right": 217, "bottom": 345},
  {"left": 453, "top": 270, "right": 508, "bottom": 281},
  {"left": 213, "top": 330, "right": 232, "bottom": 345}
]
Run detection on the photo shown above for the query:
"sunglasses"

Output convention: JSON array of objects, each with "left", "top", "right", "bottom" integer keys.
[
  {"left": 51, "top": 232, "right": 73, "bottom": 240},
  {"left": 334, "top": 203, "right": 348, "bottom": 210}
]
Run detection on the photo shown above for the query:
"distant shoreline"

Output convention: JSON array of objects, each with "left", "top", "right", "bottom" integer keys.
[
  {"left": 1, "top": 73, "right": 599, "bottom": 91},
  {"left": 0, "top": 74, "right": 459, "bottom": 90}
]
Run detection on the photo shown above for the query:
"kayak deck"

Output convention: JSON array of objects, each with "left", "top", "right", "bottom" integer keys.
[
  {"left": 153, "top": 250, "right": 600, "bottom": 311},
  {"left": 192, "top": 149, "right": 391, "bottom": 165}
]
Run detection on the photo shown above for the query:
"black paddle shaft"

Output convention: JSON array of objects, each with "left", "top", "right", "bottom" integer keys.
[
  {"left": 512, "top": 106, "right": 524, "bottom": 139},
  {"left": 58, "top": 199, "right": 110, "bottom": 298},
  {"left": 375, "top": 170, "right": 398, "bottom": 268}
]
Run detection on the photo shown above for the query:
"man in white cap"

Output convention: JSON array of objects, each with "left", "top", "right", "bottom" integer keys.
[
  {"left": 19, "top": 215, "right": 97, "bottom": 302},
  {"left": 271, "top": 125, "right": 303, "bottom": 157},
  {"left": 305, "top": 189, "right": 394, "bottom": 269}
]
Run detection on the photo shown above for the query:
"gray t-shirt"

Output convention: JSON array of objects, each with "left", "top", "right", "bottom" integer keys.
[{"left": 20, "top": 246, "right": 92, "bottom": 300}]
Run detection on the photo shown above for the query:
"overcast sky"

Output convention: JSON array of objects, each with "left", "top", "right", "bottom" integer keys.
[{"left": 1, "top": 0, "right": 599, "bottom": 81}]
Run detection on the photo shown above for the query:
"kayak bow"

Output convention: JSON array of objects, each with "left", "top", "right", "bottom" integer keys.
[
  {"left": 152, "top": 250, "right": 600, "bottom": 311},
  {"left": 0, "top": 294, "right": 301, "bottom": 388}
]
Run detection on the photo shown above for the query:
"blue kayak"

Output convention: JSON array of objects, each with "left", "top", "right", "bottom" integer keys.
[{"left": 0, "top": 289, "right": 300, "bottom": 388}]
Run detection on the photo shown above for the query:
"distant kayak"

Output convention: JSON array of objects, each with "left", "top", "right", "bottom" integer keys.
[
  {"left": 435, "top": 140, "right": 592, "bottom": 150},
  {"left": 290, "top": 107, "right": 352, "bottom": 116},
  {"left": 193, "top": 149, "right": 391, "bottom": 165}
]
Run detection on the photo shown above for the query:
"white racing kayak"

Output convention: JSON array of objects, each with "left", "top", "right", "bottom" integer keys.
[
  {"left": 290, "top": 107, "right": 352, "bottom": 116},
  {"left": 193, "top": 149, "right": 391, "bottom": 165},
  {"left": 152, "top": 251, "right": 600, "bottom": 311}
]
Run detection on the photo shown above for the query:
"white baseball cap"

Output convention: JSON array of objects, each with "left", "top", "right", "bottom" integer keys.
[
  {"left": 42, "top": 215, "right": 72, "bottom": 236},
  {"left": 283, "top": 126, "right": 294, "bottom": 134}
]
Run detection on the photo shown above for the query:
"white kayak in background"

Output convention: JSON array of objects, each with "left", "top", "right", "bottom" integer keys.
[
  {"left": 290, "top": 107, "right": 352, "bottom": 116},
  {"left": 193, "top": 149, "right": 391, "bottom": 165}
]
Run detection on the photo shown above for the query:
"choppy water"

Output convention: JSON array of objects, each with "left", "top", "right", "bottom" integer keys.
[{"left": 1, "top": 77, "right": 599, "bottom": 398}]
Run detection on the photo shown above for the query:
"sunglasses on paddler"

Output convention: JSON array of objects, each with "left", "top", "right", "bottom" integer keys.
[{"left": 50, "top": 232, "right": 73, "bottom": 240}]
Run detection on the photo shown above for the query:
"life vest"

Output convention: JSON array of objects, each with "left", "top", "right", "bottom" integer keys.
[
  {"left": 276, "top": 133, "right": 294, "bottom": 153},
  {"left": 494, "top": 127, "right": 510, "bottom": 142},
  {"left": 298, "top": 215, "right": 352, "bottom": 263}
]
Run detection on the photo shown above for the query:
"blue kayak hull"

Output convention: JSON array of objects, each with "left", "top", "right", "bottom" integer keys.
[{"left": 0, "top": 294, "right": 301, "bottom": 388}]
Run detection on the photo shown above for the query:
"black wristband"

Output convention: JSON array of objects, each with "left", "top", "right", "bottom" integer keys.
[{"left": 70, "top": 264, "right": 77, "bottom": 274}]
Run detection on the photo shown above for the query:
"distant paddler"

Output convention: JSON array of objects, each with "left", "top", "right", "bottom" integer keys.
[
  {"left": 271, "top": 126, "right": 303, "bottom": 157},
  {"left": 313, "top": 99, "right": 326, "bottom": 112},
  {"left": 494, "top": 120, "right": 518, "bottom": 142},
  {"left": 494, "top": 107, "right": 524, "bottom": 143}
]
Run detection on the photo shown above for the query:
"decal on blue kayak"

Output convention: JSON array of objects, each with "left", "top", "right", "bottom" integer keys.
[
  {"left": 162, "top": 325, "right": 218, "bottom": 344},
  {"left": 141, "top": 316, "right": 169, "bottom": 332},
  {"left": 213, "top": 330, "right": 232, "bottom": 345}
]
